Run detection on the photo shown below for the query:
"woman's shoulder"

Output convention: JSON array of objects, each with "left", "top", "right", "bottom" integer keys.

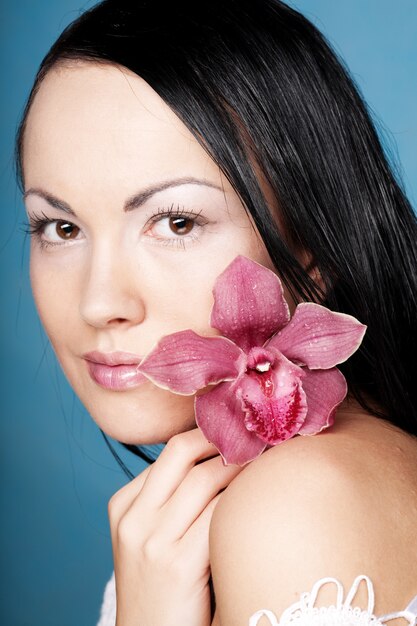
[{"left": 209, "top": 409, "right": 417, "bottom": 623}]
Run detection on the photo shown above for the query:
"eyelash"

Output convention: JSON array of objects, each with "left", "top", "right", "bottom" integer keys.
[
  {"left": 145, "top": 204, "right": 207, "bottom": 249},
  {"left": 23, "top": 204, "right": 208, "bottom": 251},
  {"left": 22, "top": 210, "right": 63, "bottom": 250}
]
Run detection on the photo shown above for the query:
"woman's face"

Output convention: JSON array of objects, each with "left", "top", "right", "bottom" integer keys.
[{"left": 23, "top": 62, "right": 285, "bottom": 444}]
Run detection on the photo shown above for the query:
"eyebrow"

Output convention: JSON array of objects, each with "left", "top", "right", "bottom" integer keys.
[{"left": 23, "top": 177, "right": 224, "bottom": 216}]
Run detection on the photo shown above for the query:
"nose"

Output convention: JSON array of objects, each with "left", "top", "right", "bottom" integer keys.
[{"left": 79, "top": 246, "right": 146, "bottom": 329}]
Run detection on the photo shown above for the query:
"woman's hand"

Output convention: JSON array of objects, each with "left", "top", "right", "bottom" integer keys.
[{"left": 108, "top": 428, "right": 243, "bottom": 626}]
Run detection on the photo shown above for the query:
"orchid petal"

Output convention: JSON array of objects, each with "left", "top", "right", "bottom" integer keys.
[
  {"left": 298, "top": 367, "right": 347, "bottom": 435},
  {"left": 138, "top": 330, "right": 245, "bottom": 395},
  {"left": 268, "top": 303, "right": 366, "bottom": 369},
  {"left": 210, "top": 256, "right": 290, "bottom": 352},
  {"left": 237, "top": 351, "right": 307, "bottom": 445},
  {"left": 195, "top": 381, "right": 267, "bottom": 466}
]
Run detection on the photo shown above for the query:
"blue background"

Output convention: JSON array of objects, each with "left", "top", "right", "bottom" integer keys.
[{"left": 1, "top": 1, "right": 416, "bottom": 624}]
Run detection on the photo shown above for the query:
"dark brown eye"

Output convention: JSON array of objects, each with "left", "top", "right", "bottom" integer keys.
[
  {"left": 169, "top": 216, "right": 194, "bottom": 235},
  {"left": 56, "top": 221, "right": 80, "bottom": 239}
]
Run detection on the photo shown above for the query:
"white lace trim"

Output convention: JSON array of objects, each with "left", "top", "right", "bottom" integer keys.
[
  {"left": 95, "top": 572, "right": 417, "bottom": 626},
  {"left": 249, "top": 576, "right": 417, "bottom": 626}
]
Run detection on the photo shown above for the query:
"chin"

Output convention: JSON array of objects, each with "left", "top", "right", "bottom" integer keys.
[{"left": 79, "top": 384, "right": 197, "bottom": 445}]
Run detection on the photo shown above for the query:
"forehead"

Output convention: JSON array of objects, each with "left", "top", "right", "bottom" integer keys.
[{"left": 22, "top": 61, "right": 220, "bottom": 197}]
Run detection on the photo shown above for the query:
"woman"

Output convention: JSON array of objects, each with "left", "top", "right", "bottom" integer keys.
[{"left": 16, "top": 0, "right": 417, "bottom": 624}]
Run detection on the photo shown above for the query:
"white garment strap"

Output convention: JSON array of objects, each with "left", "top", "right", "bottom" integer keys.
[
  {"left": 380, "top": 610, "right": 416, "bottom": 625},
  {"left": 380, "top": 593, "right": 417, "bottom": 625},
  {"left": 405, "top": 596, "right": 417, "bottom": 615}
]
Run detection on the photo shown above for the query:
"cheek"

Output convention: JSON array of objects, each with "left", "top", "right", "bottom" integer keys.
[
  {"left": 150, "top": 275, "right": 214, "bottom": 333},
  {"left": 30, "top": 250, "right": 81, "bottom": 350},
  {"left": 144, "top": 239, "right": 275, "bottom": 333}
]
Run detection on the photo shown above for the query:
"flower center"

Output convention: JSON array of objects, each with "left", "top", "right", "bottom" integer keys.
[
  {"left": 238, "top": 347, "right": 308, "bottom": 445},
  {"left": 255, "top": 361, "right": 271, "bottom": 373},
  {"left": 246, "top": 347, "right": 277, "bottom": 398},
  {"left": 247, "top": 346, "right": 276, "bottom": 371}
]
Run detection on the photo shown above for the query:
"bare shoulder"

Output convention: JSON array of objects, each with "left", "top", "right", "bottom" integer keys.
[{"left": 209, "top": 411, "right": 417, "bottom": 625}]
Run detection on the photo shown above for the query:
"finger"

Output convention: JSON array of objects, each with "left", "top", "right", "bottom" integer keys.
[
  {"left": 155, "top": 456, "right": 242, "bottom": 541},
  {"left": 109, "top": 429, "right": 218, "bottom": 536},
  {"left": 108, "top": 463, "right": 152, "bottom": 526},
  {"left": 136, "top": 428, "right": 220, "bottom": 510},
  {"left": 179, "top": 492, "right": 223, "bottom": 569},
  {"left": 108, "top": 428, "right": 208, "bottom": 518}
]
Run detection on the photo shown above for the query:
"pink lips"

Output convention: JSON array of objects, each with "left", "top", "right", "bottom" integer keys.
[{"left": 84, "top": 351, "right": 147, "bottom": 391}]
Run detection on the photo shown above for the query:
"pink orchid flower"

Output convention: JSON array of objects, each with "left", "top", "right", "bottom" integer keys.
[{"left": 137, "top": 256, "right": 366, "bottom": 465}]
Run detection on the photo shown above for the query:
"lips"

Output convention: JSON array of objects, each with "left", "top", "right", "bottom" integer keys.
[{"left": 84, "top": 351, "right": 147, "bottom": 391}]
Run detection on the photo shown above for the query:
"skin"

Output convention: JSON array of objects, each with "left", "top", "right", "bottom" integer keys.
[
  {"left": 23, "top": 62, "right": 417, "bottom": 625},
  {"left": 210, "top": 412, "right": 417, "bottom": 625}
]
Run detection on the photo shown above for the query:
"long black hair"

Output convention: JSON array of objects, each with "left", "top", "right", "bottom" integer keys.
[{"left": 16, "top": 0, "right": 417, "bottom": 470}]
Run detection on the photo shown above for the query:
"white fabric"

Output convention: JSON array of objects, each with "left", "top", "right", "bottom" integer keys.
[
  {"left": 249, "top": 576, "right": 417, "bottom": 626},
  {"left": 96, "top": 571, "right": 116, "bottom": 626},
  {"left": 96, "top": 571, "right": 417, "bottom": 626},
  {"left": 406, "top": 596, "right": 417, "bottom": 615}
]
